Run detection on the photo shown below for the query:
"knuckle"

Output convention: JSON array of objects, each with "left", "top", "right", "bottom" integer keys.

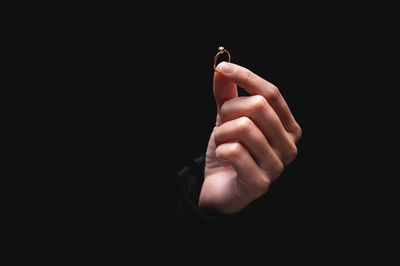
[
  {"left": 293, "top": 123, "right": 303, "bottom": 141},
  {"left": 250, "top": 95, "right": 268, "bottom": 112},
  {"left": 255, "top": 177, "right": 271, "bottom": 196},
  {"left": 219, "top": 101, "right": 231, "bottom": 121},
  {"left": 235, "top": 116, "right": 253, "bottom": 134},
  {"left": 213, "top": 127, "right": 222, "bottom": 145},
  {"left": 285, "top": 143, "right": 298, "bottom": 164},
  {"left": 273, "top": 160, "right": 285, "bottom": 177},
  {"left": 277, "top": 160, "right": 285, "bottom": 175},
  {"left": 220, "top": 103, "right": 228, "bottom": 119},
  {"left": 214, "top": 144, "right": 224, "bottom": 157},
  {"left": 227, "top": 142, "right": 243, "bottom": 158},
  {"left": 266, "top": 85, "right": 281, "bottom": 105}
]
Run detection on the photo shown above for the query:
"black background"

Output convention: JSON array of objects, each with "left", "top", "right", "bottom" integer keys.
[
  {"left": 25, "top": 7, "right": 398, "bottom": 263},
  {"left": 133, "top": 33, "right": 391, "bottom": 262},
  {"left": 130, "top": 20, "right": 396, "bottom": 262}
]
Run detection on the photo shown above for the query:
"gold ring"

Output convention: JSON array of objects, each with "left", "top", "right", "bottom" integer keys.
[{"left": 214, "top": 46, "right": 231, "bottom": 71}]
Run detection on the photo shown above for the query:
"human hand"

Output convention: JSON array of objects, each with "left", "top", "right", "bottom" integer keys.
[{"left": 199, "top": 62, "right": 302, "bottom": 214}]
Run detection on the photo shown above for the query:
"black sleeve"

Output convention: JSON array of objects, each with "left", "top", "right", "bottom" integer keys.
[
  {"left": 155, "top": 155, "right": 286, "bottom": 263},
  {"left": 177, "top": 155, "right": 282, "bottom": 221},
  {"left": 177, "top": 154, "right": 227, "bottom": 222}
]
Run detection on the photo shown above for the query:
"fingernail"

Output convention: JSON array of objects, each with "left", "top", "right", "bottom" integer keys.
[{"left": 216, "top": 62, "right": 236, "bottom": 74}]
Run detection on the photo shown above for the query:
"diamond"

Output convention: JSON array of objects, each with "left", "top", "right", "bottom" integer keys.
[{"left": 218, "top": 46, "right": 224, "bottom": 51}]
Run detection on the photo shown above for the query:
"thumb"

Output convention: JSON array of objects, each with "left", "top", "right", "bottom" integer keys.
[{"left": 213, "top": 62, "right": 237, "bottom": 125}]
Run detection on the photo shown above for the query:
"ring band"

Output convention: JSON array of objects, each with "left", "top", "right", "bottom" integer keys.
[{"left": 214, "top": 46, "right": 231, "bottom": 71}]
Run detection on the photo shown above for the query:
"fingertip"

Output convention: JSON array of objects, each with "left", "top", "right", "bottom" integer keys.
[
  {"left": 216, "top": 61, "right": 237, "bottom": 74},
  {"left": 215, "top": 61, "right": 226, "bottom": 72}
]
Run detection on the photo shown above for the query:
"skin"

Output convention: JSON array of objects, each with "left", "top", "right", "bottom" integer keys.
[{"left": 198, "top": 62, "right": 302, "bottom": 214}]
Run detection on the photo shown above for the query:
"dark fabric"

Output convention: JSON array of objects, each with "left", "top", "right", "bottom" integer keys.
[
  {"left": 177, "top": 155, "right": 227, "bottom": 222},
  {"left": 153, "top": 155, "right": 302, "bottom": 263}
]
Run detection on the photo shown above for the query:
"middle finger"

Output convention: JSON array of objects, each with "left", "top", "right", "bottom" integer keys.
[{"left": 220, "top": 95, "right": 297, "bottom": 165}]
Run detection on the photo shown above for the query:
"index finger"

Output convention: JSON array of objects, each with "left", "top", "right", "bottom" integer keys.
[{"left": 216, "top": 62, "right": 300, "bottom": 136}]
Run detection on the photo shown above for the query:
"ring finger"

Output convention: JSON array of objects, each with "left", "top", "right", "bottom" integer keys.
[
  {"left": 220, "top": 95, "right": 298, "bottom": 165},
  {"left": 214, "top": 116, "right": 283, "bottom": 178}
]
